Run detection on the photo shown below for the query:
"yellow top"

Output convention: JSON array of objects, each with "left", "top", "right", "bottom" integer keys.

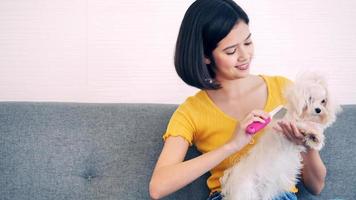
[{"left": 162, "top": 75, "right": 297, "bottom": 193}]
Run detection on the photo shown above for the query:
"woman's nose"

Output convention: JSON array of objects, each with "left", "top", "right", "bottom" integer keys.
[{"left": 237, "top": 47, "right": 249, "bottom": 62}]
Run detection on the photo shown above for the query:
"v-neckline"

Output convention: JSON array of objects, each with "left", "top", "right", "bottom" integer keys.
[{"left": 202, "top": 75, "right": 271, "bottom": 123}]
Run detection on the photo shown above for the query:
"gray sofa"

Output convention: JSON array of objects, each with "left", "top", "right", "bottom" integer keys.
[{"left": 0, "top": 102, "right": 355, "bottom": 200}]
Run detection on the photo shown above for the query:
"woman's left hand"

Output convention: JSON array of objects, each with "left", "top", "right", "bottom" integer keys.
[
  {"left": 274, "top": 120, "right": 326, "bottom": 194},
  {"left": 273, "top": 120, "right": 305, "bottom": 146}
]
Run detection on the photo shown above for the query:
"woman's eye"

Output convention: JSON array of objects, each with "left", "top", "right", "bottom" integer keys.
[
  {"left": 245, "top": 42, "right": 252, "bottom": 45},
  {"left": 226, "top": 49, "right": 236, "bottom": 55}
]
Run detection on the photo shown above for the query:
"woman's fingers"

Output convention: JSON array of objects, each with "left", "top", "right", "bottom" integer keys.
[
  {"left": 242, "top": 117, "right": 266, "bottom": 130},
  {"left": 290, "top": 121, "right": 304, "bottom": 140},
  {"left": 277, "top": 121, "right": 305, "bottom": 145},
  {"left": 240, "top": 110, "right": 273, "bottom": 133},
  {"left": 251, "top": 116, "right": 266, "bottom": 124},
  {"left": 251, "top": 110, "right": 270, "bottom": 120},
  {"left": 241, "top": 112, "right": 268, "bottom": 129},
  {"left": 278, "top": 121, "right": 294, "bottom": 141},
  {"left": 273, "top": 125, "right": 283, "bottom": 132},
  {"left": 283, "top": 121, "right": 293, "bottom": 133}
]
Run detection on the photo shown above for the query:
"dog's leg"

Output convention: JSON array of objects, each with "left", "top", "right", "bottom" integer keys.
[{"left": 297, "top": 121, "right": 325, "bottom": 151}]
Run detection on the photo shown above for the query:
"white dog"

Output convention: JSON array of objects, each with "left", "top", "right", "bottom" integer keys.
[{"left": 220, "top": 73, "right": 341, "bottom": 200}]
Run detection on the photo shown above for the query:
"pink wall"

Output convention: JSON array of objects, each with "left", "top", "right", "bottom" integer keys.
[{"left": 0, "top": 0, "right": 355, "bottom": 104}]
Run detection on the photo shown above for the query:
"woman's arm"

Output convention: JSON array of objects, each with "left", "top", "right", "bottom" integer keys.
[
  {"left": 149, "top": 136, "right": 238, "bottom": 199},
  {"left": 149, "top": 110, "right": 268, "bottom": 199},
  {"left": 300, "top": 149, "right": 327, "bottom": 195},
  {"left": 274, "top": 121, "right": 326, "bottom": 195}
]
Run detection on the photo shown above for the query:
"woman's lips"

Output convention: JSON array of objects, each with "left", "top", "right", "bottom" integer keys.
[{"left": 235, "top": 62, "right": 249, "bottom": 70}]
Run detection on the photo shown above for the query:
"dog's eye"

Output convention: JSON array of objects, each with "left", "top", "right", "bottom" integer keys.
[
  {"left": 321, "top": 99, "right": 326, "bottom": 104},
  {"left": 308, "top": 97, "right": 312, "bottom": 102}
]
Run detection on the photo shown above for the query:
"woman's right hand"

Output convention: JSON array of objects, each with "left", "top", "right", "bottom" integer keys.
[{"left": 226, "top": 109, "right": 270, "bottom": 152}]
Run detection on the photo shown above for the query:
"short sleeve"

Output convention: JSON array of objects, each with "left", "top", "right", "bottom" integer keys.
[{"left": 162, "top": 105, "right": 195, "bottom": 146}]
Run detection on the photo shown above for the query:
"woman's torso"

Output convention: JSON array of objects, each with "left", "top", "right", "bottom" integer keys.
[{"left": 162, "top": 74, "right": 294, "bottom": 193}]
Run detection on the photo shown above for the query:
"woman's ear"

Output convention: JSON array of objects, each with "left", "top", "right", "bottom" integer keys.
[{"left": 204, "top": 57, "right": 211, "bottom": 65}]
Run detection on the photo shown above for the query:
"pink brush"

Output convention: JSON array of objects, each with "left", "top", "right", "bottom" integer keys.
[{"left": 245, "top": 105, "right": 287, "bottom": 135}]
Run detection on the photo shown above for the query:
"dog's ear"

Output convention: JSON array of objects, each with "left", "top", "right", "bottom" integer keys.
[
  {"left": 324, "top": 85, "right": 343, "bottom": 127},
  {"left": 284, "top": 83, "right": 307, "bottom": 118}
]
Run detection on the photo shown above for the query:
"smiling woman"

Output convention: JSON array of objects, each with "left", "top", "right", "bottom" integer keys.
[
  {"left": 149, "top": 0, "right": 329, "bottom": 199},
  {"left": 206, "top": 22, "right": 254, "bottom": 79},
  {"left": 150, "top": 0, "right": 325, "bottom": 199},
  {"left": 173, "top": 0, "right": 250, "bottom": 90},
  {"left": 0, "top": 0, "right": 354, "bottom": 200}
]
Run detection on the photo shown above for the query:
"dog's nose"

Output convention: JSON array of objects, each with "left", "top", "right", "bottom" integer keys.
[{"left": 315, "top": 108, "right": 321, "bottom": 113}]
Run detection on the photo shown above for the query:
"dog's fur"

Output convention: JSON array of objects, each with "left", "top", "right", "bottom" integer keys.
[{"left": 220, "top": 73, "right": 341, "bottom": 200}]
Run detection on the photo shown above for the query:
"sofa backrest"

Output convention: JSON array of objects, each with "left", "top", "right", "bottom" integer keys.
[{"left": 0, "top": 102, "right": 355, "bottom": 200}]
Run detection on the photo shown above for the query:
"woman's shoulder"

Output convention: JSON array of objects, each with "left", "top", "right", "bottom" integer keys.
[
  {"left": 260, "top": 74, "right": 294, "bottom": 105},
  {"left": 175, "top": 90, "right": 208, "bottom": 112},
  {"left": 260, "top": 74, "right": 293, "bottom": 88}
]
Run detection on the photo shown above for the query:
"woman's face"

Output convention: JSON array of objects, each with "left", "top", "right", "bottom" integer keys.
[{"left": 207, "top": 22, "right": 254, "bottom": 82}]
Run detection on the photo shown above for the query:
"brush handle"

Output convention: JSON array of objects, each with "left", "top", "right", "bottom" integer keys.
[{"left": 245, "top": 117, "right": 271, "bottom": 135}]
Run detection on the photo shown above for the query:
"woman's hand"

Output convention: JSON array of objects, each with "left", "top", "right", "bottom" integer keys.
[
  {"left": 226, "top": 110, "right": 270, "bottom": 152},
  {"left": 273, "top": 120, "right": 306, "bottom": 146},
  {"left": 273, "top": 120, "right": 327, "bottom": 194}
]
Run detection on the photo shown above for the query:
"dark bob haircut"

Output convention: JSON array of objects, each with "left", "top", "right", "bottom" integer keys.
[{"left": 174, "top": 0, "right": 249, "bottom": 90}]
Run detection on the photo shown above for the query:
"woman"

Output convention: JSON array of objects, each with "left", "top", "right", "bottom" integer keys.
[{"left": 149, "top": 0, "right": 326, "bottom": 199}]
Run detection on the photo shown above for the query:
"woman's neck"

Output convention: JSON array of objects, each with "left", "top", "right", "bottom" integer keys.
[{"left": 207, "top": 75, "right": 262, "bottom": 102}]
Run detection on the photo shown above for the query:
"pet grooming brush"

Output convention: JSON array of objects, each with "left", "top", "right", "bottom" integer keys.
[{"left": 246, "top": 105, "right": 287, "bottom": 135}]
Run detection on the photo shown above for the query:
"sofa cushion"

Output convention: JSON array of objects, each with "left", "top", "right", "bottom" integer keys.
[{"left": 0, "top": 102, "right": 355, "bottom": 200}]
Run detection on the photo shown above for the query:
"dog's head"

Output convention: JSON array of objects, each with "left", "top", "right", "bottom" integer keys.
[{"left": 284, "top": 72, "right": 342, "bottom": 128}]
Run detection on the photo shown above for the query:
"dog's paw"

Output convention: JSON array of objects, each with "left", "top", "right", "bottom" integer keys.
[
  {"left": 303, "top": 129, "right": 325, "bottom": 150},
  {"left": 297, "top": 122, "right": 325, "bottom": 150}
]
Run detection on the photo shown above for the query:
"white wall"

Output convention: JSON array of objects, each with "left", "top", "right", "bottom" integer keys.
[{"left": 0, "top": 0, "right": 355, "bottom": 104}]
